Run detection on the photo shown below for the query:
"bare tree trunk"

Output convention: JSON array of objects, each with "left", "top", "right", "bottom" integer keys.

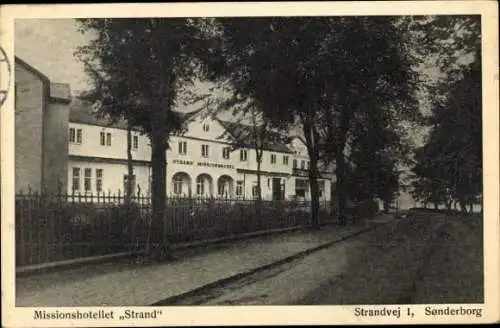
[
  {"left": 335, "top": 139, "right": 348, "bottom": 225},
  {"left": 126, "top": 123, "right": 134, "bottom": 204},
  {"left": 256, "top": 150, "right": 263, "bottom": 228},
  {"left": 256, "top": 152, "right": 263, "bottom": 202},
  {"left": 458, "top": 197, "right": 468, "bottom": 214},
  {"left": 303, "top": 119, "right": 320, "bottom": 229}
]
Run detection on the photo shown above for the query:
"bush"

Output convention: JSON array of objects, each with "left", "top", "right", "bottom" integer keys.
[{"left": 356, "top": 199, "right": 379, "bottom": 219}]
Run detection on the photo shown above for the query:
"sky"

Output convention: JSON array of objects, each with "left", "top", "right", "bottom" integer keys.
[{"left": 15, "top": 19, "right": 91, "bottom": 92}]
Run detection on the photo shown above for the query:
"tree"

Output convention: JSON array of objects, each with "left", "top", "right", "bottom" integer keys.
[
  {"left": 203, "top": 17, "right": 419, "bottom": 227},
  {"left": 215, "top": 95, "right": 271, "bottom": 202},
  {"left": 75, "top": 18, "right": 212, "bottom": 260},
  {"left": 314, "top": 17, "right": 420, "bottom": 224},
  {"left": 409, "top": 15, "right": 481, "bottom": 213}
]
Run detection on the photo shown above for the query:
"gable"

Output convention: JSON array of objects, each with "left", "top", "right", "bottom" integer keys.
[
  {"left": 289, "top": 136, "right": 308, "bottom": 157},
  {"left": 182, "top": 115, "right": 233, "bottom": 143}
]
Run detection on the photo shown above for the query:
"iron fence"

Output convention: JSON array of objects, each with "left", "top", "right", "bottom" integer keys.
[{"left": 15, "top": 190, "right": 336, "bottom": 268}]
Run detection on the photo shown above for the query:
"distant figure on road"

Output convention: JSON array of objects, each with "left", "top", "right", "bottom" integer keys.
[
  {"left": 341, "top": 198, "right": 356, "bottom": 225},
  {"left": 345, "top": 198, "right": 356, "bottom": 223}
]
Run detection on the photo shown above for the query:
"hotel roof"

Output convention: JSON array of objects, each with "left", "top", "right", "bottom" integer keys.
[{"left": 69, "top": 97, "right": 203, "bottom": 131}]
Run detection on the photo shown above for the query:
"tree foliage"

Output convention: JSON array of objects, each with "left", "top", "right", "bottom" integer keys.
[
  {"left": 409, "top": 15, "right": 482, "bottom": 212},
  {"left": 204, "top": 17, "right": 420, "bottom": 225},
  {"left": 74, "top": 18, "right": 213, "bottom": 260}
]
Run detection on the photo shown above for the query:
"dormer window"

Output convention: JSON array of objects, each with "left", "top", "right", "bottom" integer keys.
[{"left": 203, "top": 123, "right": 210, "bottom": 132}]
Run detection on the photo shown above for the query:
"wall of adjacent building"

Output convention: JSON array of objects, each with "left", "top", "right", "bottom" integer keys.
[
  {"left": 68, "top": 122, "right": 152, "bottom": 162},
  {"left": 67, "top": 159, "right": 151, "bottom": 196},
  {"left": 42, "top": 101, "right": 70, "bottom": 194},
  {"left": 14, "top": 63, "right": 44, "bottom": 193}
]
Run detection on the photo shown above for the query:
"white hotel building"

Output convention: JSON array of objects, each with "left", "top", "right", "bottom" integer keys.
[{"left": 15, "top": 57, "right": 333, "bottom": 201}]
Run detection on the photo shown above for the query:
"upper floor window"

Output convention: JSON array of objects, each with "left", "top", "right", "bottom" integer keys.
[
  {"left": 100, "top": 132, "right": 112, "bottom": 146},
  {"left": 133, "top": 136, "right": 139, "bottom": 150},
  {"left": 306, "top": 161, "right": 310, "bottom": 170},
  {"left": 201, "top": 144, "right": 209, "bottom": 157},
  {"left": 222, "top": 147, "right": 231, "bottom": 159},
  {"left": 179, "top": 141, "right": 187, "bottom": 155},
  {"left": 293, "top": 159, "right": 298, "bottom": 169},
  {"left": 203, "top": 123, "right": 210, "bottom": 132},
  {"left": 69, "top": 128, "right": 82, "bottom": 144},
  {"left": 270, "top": 154, "right": 277, "bottom": 164},
  {"left": 283, "top": 156, "right": 289, "bottom": 165},
  {"left": 240, "top": 149, "right": 248, "bottom": 162},
  {"left": 301, "top": 160, "right": 306, "bottom": 170}
]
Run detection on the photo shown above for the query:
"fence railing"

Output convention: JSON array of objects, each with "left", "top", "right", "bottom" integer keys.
[{"left": 15, "top": 191, "right": 337, "bottom": 268}]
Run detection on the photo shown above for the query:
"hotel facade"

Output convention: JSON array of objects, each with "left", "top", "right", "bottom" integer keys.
[{"left": 15, "top": 57, "right": 333, "bottom": 201}]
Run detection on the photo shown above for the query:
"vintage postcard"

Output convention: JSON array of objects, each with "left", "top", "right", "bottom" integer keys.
[{"left": 1, "top": 1, "right": 499, "bottom": 326}]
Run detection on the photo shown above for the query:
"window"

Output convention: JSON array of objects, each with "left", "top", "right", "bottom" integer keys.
[
  {"left": 218, "top": 182, "right": 226, "bottom": 196},
  {"left": 283, "top": 156, "right": 289, "bottom": 165},
  {"left": 252, "top": 183, "right": 259, "bottom": 198},
  {"left": 133, "top": 136, "right": 139, "bottom": 150},
  {"left": 69, "top": 128, "right": 76, "bottom": 143},
  {"left": 318, "top": 180, "right": 325, "bottom": 198},
  {"left": 295, "top": 179, "right": 308, "bottom": 197},
  {"left": 301, "top": 160, "right": 306, "bottom": 170},
  {"left": 201, "top": 144, "right": 209, "bottom": 157},
  {"left": 106, "top": 133, "right": 112, "bottom": 146},
  {"left": 222, "top": 147, "right": 231, "bottom": 159},
  {"left": 72, "top": 167, "right": 80, "bottom": 191},
  {"left": 196, "top": 176, "right": 205, "bottom": 195},
  {"left": 69, "top": 128, "right": 82, "bottom": 144},
  {"left": 293, "top": 159, "right": 298, "bottom": 168},
  {"left": 77, "top": 129, "right": 82, "bottom": 144},
  {"left": 123, "top": 175, "right": 136, "bottom": 196},
  {"left": 173, "top": 175, "right": 183, "bottom": 195},
  {"left": 178, "top": 141, "right": 187, "bottom": 155},
  {"left": 96, "top": 169, "right": 103, "bottom": 193},
  {"left": 240, "top": 149, "right": 248, "bottom": 161},
  {"left": 236, "top": 181, "right": 243, "bottom": 197},
  {"left": 100, "top": 132, "right": 105, "bottom": 145},
  {"left": 270, "top": 154, "right": 277, "bottom": 164},
  {"left": 84, "top": 168, "right": 92, "bottom": 192},
  {"left": 306, "top": 161, "right": 310, "bottom": 170},
  {"left": 203, "top": 124, "right": 210, "bottom": 132}
]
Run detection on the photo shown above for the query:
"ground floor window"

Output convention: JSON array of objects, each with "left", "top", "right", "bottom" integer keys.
[
  {"left": 173, "top": 175, "right": 183, "bottom": 195},
  {"left": 72, "top": 167, "right": 80, "bottom": 192},
  {"left": 318, "top": 180, "right": 325, "bottom": 198},
  {"left": 84, "top": 168, "right": 92, "bottom": 192},
  {"left": 295, "top": 178, "right": 308, "bottom": 197},
  {"left": 123, "top": 174, "right": 136, "bottom": 196},
  {"left": 236, "top": 180, "right": 243, "bottom": 196},
  {"left": 196, "top": 176, "right": 205, "bottom": 195},
  {"left": 252, "top": 183, "right": 259, "bottom": 198},
  {"left": 218, "top": 181, "right": 227, "bottom": 196},
  {"left": 96, "top": 169, "right": 103, "bottom": 193}
]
